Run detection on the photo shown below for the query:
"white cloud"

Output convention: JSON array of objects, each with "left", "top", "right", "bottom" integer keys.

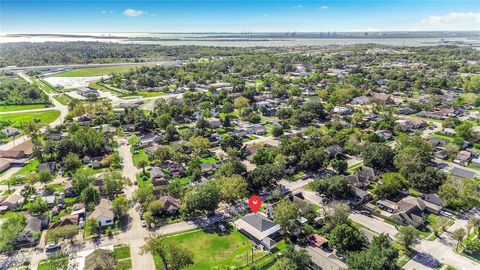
[
  {"left": 416, "top": 12, "right": 480, "bottom": 30},
  {"left": 319, "top": 5, "right": 329, "bottom": 10},
  {"left": 123, "top": 9, "right": 147, "bottom": 17}
]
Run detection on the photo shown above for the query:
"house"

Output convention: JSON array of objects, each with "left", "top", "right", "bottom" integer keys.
[
  {"left": 89, "top": 198, "right": 114, "bottom": 227},
  {"left": 395, "top": 119, "right": 426, "bottom": 131},
  {"left": 123, "top": 124, "right": 135, "bottom": 132},
  {"left": 139, "top": 133, "right": 159, "bottom": 147},
  {"left": 158, "top": 195, "right": 180, "bottom": 214},
  {"left": 45, "top": 131, "right": 62, "bottom": 140},
  {"left": 422, "top": 194, "right": 444, "bottom": 207},
  {"left": 372, "top": 93, "right": 394, "bottom": 104},
  {"left": 450, "top": 167, "right": 477, "bottom": 179},
  {"left": 472, "top": 158, "right": 480, "bottom": 167},
  {"left": 1, "top": 127, "right": 20, "bottom": 137},
  {"left": 18, "top": 216, "right": 48, "bottom": 243},
  {"left": 252, "top": 126, "right": 266, "bottom": 135},
  {"left": 0, "top": 160, "right": 11, "bottom": 173},
  {"left": 356, "top": 166, "right": 378, "bottom": 184},
  {"left": 0, "top": 149, "right": 26, "bottom": 159},
  {"left": 245, "top": 144, "right": 263, "bottom": 161},
  {"left": 76, "top": 115, "right": 93, "bottom": 126},
  {"left": 49, "top": 215, "right": 79, "bottom": 229},
  {"left": 325, "top": 144, "right": 343, "bottom": 158},
  {"left": 235, "top": 213, "right": 281, "bottom": 250},
  {"left": 200, "top": 163, "right": 214, "bottom": 174},
  {"left": 308, "top": 234, "right": 329, "bottom": 248},
  {"left": 209, "top": 119, "right": 222, "bottom": 129},
  {"left": 455, "top": 150, "right": 472, "bottom": 165},
  {"left": 77, "top": 87, "right": 99, "bottom": 98},
  {"left": 429, "top": 138, "right": 447, "bottom": 148},
  {"left": 0, "top": 194, "right": 24, "bottom": 210},
  {"left": 346, "top": 174, "right": 363, "bottom": 188},
  {"left": 71, "top": 203, "right": 86, "bottom": 218},
  {"left": 38, "top": 162, "right": 55, "bottom": 174},
  {"left": 352, "top": 96, "right": 371, "bottom": 105},
  {"left": 43, "top": 195, "right": 56, "bottom": 207},
  {"left": 150, "top": 167, "right": 165, "bottom": 180},
  {"left": 333, "top": 106, "right": 353, "bottom": 115},
  {"left": 434, "top": 150, "right": 448, "bottom": 160},
  {"left": 352, "top": 187, "right": 371, "bottom": 206},
  {"left": 396, "top": 107, "right": 417, "bottom": 115},
  {"left": 375, "top": 130, "right": 393, "bottom": 140},
  {"left": 380, "top": 196, "right": 442, "bottom": 227},
  {"left": 291, "top": 192, "right": 312, "bottom": 213}
]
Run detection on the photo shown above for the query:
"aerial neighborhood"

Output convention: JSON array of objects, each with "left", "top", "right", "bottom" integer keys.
[{"left": 0, "top": 41, "right": 479, "bottom": 270}]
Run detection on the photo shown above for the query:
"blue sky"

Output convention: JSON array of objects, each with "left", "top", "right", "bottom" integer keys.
[{"left": 1, "top": 1, "right": 479, "bottom": 33}]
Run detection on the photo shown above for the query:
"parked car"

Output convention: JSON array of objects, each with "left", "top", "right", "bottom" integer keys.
[
  {"left": 218, "top": 224, "right": 226, "bottom": 232},
  {"left": 45, "top": 244, "right": 61, "bottom": 253}
]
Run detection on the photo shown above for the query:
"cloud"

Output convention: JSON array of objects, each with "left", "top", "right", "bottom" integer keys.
[
  {"left": 293, "top": 4, "right": 303, "bottom": 9},
  {"left": 319, "top": 5, "right": 329, "bottom": 10},
  {"left": 416, "top": 12, "right": 480, "bottom": 30},
  {"left": 123, "top": 9, "right": 147, "bottom": 17}
]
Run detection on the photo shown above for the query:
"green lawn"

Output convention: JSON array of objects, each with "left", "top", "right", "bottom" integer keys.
[
  {"left": 0, "top": 104, "right": 49, "bottom": 112},
  {"left": 430, "top": 133, "right": 456, "bottom": 142},
  {"left": 38, "top": 256, "right": 68, "bottom": 270},
  {"left": 127, "top": 135, "right": 139, "bottom": 145},
  {"left": 114, "top": 245, "right": 131, "bottom": 260},
  {"left": 31, "top": 77, "right": 57, "bottom": 93},
  {"left": 132, "top": 149, "right": 149, "bottom": 167},
  {"left": 0, "top": 110, "right": 60, "bottom": 127},
  {"left": 199, "top": 156, "right": 218, "bottom": 164},
  {"left": 347, "top": 162, "right": 363, "bottom": 173},
  {"left": 156, "top": 228, "right": 269, "bottom": 270},
  {"left": 1, "top": 159, "right": 39, "bottom": 185},
  {"left": 53, "top": 65, "right": 140, "bottom": 77},
  {"left": 53, "top": 94, "right": 74, "bottom": 105},
  {"left": 137, "top": 91, "right": 165, "bottom": 98},
  {"left": 47, "top": 183, "right": 64, "bottom": 192}
]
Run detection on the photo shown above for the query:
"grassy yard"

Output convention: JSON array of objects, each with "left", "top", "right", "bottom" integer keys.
[
  {"left": 347, "top": 162, "right": 363, "bottom": 173},
  {"left": 53, "top": 94, "right": 74, "bottom": 105},
  {"left": 0, "top": 110, "right": 60, "bottom": 127},
  {"left": 1, "top": 159, "right": 39, "bottom": 185},
  {"left": 155, "top": 228, "right": 270, "bottom": 270},
  {"left": 137, "top": 91, "right": 165, "bottom": 97},
  {"left": 199, "top": 156, "right": 218, "bottom": 164},
  {"left": 31, "top": 77, "right": 57, "bottom": 93},
  {"left": 127, "top": 135, "right": 139, "bottom": 145},
  {"left": 37, "top": 255, "right": 68, "bottom": 270},
  {"left": 132, "top": 149, "right": 149, "bottom": 167},
  {"left": 430, "top": 133, "right": 456, "bottom": 143},
  {"left": 0, "top": 104, "right": 49, "bottom": 112},
  {"left": 54, "top": 65, "right": 139, "bottom": 77},
  {"left": 114, "top": 245, "right": 132, "bottom": 270}
]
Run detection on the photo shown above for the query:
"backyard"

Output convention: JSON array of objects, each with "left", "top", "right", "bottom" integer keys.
[{"left": 0, "top": 110, "right": 60, "bottom": 127}]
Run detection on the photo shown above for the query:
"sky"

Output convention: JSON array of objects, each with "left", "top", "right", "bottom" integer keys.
[{"left": 1, "top": 0, "right": 479, "bottom": 33}]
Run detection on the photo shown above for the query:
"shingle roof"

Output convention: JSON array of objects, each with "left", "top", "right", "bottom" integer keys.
[{"left": 242, "top": 213, "right": 277, "bottom": 232}]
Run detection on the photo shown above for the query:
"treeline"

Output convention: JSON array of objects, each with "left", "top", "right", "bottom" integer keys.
[
  {"left": 0, "top": 42, "right": 276, "bottom": 67},
  {"left": 0, "top": 77, "right": 49, "bottom": 105}
]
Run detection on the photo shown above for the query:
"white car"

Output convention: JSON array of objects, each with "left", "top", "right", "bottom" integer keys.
[
  {"left": 218, "top": 224, "right": 226, "bottom": 232},
  {"left": 141, "top": 220, "right": 147, "bottom": 228}
]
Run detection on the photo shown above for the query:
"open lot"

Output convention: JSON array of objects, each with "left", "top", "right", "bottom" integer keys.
[
  {"left": 53, "top": 65, "right": 142, "bottom": 77},
  {"left": 0, "top": 110, "right": 60, "bottom": 127},
  {"left": 0, "top": 104, "right": 49, "bottom": 112}
]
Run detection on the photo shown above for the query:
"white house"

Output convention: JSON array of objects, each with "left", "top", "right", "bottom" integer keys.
[
  {"left": 89, "top": 198, "right": 114, "bottom": 227},
  {"left": 235, "top": 212, "right": 280, "bottom": 250}
]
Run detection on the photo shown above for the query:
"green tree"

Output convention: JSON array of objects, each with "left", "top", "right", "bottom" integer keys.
[
  {"left": 330, "top": 159, "right": 348, "bottom": 174},
  {"left": 80, "top": 186, "right": 100, "bottom": 209},
  {"left": 273, "top": 200, "right": 301, "bottom": 235},
  {"left": 103, "top": 171, "right": 131, "bottom": 198},
  {"left": 112, "top": 196, "right": 130, "bottom": 219},
  {"left": 272, "top": 126, "right": 284, "bottom": 137},
  {"left": 31, "top": 197, "right": 49, "bottom": 214},
  {"left": 215, "top": 174, "right": 248, "bottom": 203},
  {"left": 47, "top": 224, "right": 79, "bottom": 243},
  {"left": 452, "top": 228, "right": 466, "bottom": 250},
  {"left": 141, "top": 234, "right": 194, "bottom": 270},
  {"left": 0, "top": 213, "right": 26, "bottom": 253},
  {"left": 300, "top": 148, "right": 325, "bottom": 171},
  {"left": 72, "top": 171, "right": 95, "bottom": 195},
  {"left": 396, "top": 226, "right": 420, "bottom": 253},
  {"left": 346, "top": 233, "right": 398, "bottom": 270},
  {"left": 374, "top": 173, "right": 408, "bottom": 199},
  {"left": 180, "top": 182, "right": 220, "bottom": 219},
  {"left": 276, "top": 247, "right": 313, "bottom": 270},
  {"left": 329, "top": 223, "right": 365, "bottom": 254},
  {"left": 309, "top": 175, "right": 354, "bottom": 200},
  {"left": 361, "top": 143, "right": 394, "bottom": 171},
  {"left": 63, "top": 152, "right": 82, "bottom": 175}
]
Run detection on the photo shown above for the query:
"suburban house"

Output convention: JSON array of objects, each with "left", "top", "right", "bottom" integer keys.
[
  {"left": 38, "top": 162, "right": 55, "bottom": 174},
  {"left": 352, "top": 96, "right": 371, "bottom": 105},
  {"left": 0, "top": 149, "right": 26, "bottom": 159},
  {"left": 356, "top": 166, "right": 378, "bottom": 185},
  {"left": 235, "top": 213, "right": 281, "bottom": 250},
  {"left": 158, "top": 195, "right": 181, "bottom": 214},
  {"left": 333, "top": 106, "right": 353, "bottom": 115},
  {"left": 76, "top": 115, "right": 93, "bottom": 126},
  {"left": 17, "top": 216, "right": 49, "bottom": 243},
  {"left": 89, "top": 198, "right": 114, "bottom": 228},
  {"left": 1, "top": 127, "right": 20, "bottom": 137},
  {"left": 455, "top": 150, "right": 472, "bottom": 165},
  {"left": 395, "top": 119, "right": 426, "bottom": 131},
  {"left": 378, "top": 196, "right": 442, "bottom": 227},
  {"left": 325, "top": 144, "right": 344, "bottom": 158},
  {"left": 0, "top": 194, "right": 24, "bottom": 211}
]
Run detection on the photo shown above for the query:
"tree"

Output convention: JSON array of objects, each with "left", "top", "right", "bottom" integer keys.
[
  {"left": 346, "top": 233, "right": 398, "bottom": 270},
  {"left": 63, "top": 152, "right": 82, "bottom": 175},
  {"left": 0, "top": 213, "right": 26, "bottom": 253},
  {"left": 80, "top": 186, "right": 100, "bottom": 209},
  {"left": 187, "top": 136, "right": 210, "bottom": 156},
  {"left": 276, "top": 247, "right": 313, "bottom": 270},
  {"left": 141, "top": 234, "right": 194, "bottom": 270},
  {"left": 85, "top": 218, "right": 99, "bottom": 236},
  {"left": 329, "top": 223, "right": 365, "bottom": 254},
  {"left": 361, "top": 143, "right": 394, "bottom": 171},
  {"left": 31, "top": 197, "right": 49, "bottom": 214},
  {"left": 252, "top": 148, "right": 275, "bottom": 165},
  {"left": 272, "top": 126, "right": 284, "bottom": 137},
  {"left": 47, "top": 224, "right": 79, "bottom": 243},
  {"left": 247, "top": 163, "right": 284, "bottom": 190},
  {"left": 112, "top": 196, "right": 130, "bottom": 219},
  {"left": 330, "top": 159, "right": 347, "bottom": 174},
  {"left": 138, "top": 159, "right": 148, "bottom": 174},
  {"left": 220, "top": 134, "right": 243, "bottom": 152},
  {"left": 215, "top": 174, "right": 248, "bottom": 203},
  {"left": 38, "top": 171, "right": 53, "bottom": 185},
  {"left": 309, "top": 175, "right": 354, "bottom": 200},
  {"left": 452, "top": 228, "right": 466, "bottom": 249},
  {"left": 374, "top": 173, "right": 408, "bottom": 199},
  {"left": 234, "top": 96, "right": 250, "bottom": 110},
  {"left": 180, "top": 182, "right": 220, "bottom": 219},
  {"left": 134, "top": 187, "right": 154, "bottom": 205},
  {"left": 299, "top": 148, "right": 325, "bottom": 171},
  {"left": 84, "top": 249, "right": 116, "bottom": 270},
  {"left": 273, "top": 200, "right": 301, "bottom": 235},
  {"left": 431, "top": 216, "right": 450, "bottom": 236},
  {"left": 396, "top": 226, "right": 420, "bottom": 252},
  {"left": 103, "top": 171, "right": 131, "bottom": 198},
  {"left": 465, "top": 238, "right": 480, "bottom": 255},
  {"left": 72, "top": 171, "right": 95, "bottom": 195}
]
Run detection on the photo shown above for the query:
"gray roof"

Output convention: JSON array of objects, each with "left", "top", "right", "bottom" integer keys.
[
  {"left": 150, "top": 167, "right": 165, "bottom": 179},
  {"left": 451, "top": 167, "right": 477, "bottom": 179},
  {"left": 242, "top": 213, "right": 277, "bottom": 232}
]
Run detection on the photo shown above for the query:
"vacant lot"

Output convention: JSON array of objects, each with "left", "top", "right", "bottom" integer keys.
[
  {"left": 0, "top": 110, "right": 60, "bottom": 127},
  {"left": 54, "top": 65, "right": 140, "bottom": 77},
  {"left": 155, "top": 228, "right": 268, "bottom": 270}
]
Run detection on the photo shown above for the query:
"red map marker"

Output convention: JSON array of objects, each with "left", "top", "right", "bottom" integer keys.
[{"left": 248, "top": 195, "right": 262, "bottom": 213}]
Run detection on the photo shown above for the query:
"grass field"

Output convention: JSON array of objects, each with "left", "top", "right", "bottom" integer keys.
[
  {"left": 31, "top": 77, "right": 57, "bottom": 93},
  {"left": 37, "top": 256, "right": 68, "bottom": 270},
  {"left": 54, "top": 65, "right": 140, "bottom": 77},
  {"left": 137, "top": 91, "right": 165, "bottom": 98},
  {"left": 156, "top": 228, "right": 269, "bottom": 270},
  {"left": 132, "top": 149, "right": 149, "bottom": 167},
  {"left": 0, "top": 104, "right": 49, "bottom": 112},
  {"left": 0, "top": 110, "right": 60, "bottom": 127},
  {"left": 53, "top": 94, "right": 74, "bottom": 105}
]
